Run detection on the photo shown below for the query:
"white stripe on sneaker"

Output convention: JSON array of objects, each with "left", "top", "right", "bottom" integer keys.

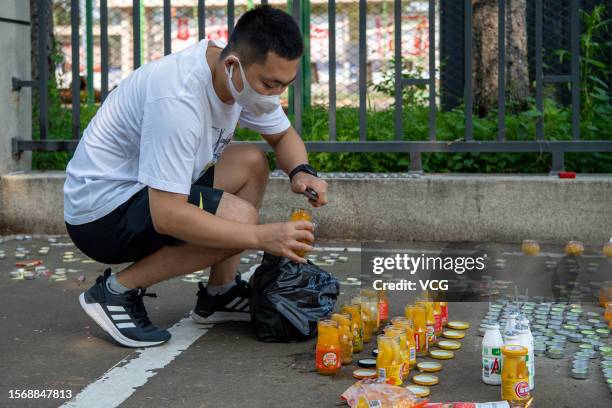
[
  {"left": 116, "top": 322, "right": 137, "bottom": 329},
  {"left": 232, "top": 298, "right": 248, "bottom": 311},
  {"left": 111, "top": 314, "right": 131, "bottom": 321},
  {"left": 107, "top": 305, "right": 125, "bottom": 312},
  {"left": 226, "top": 297, "right": 242, "bottom": 309}
]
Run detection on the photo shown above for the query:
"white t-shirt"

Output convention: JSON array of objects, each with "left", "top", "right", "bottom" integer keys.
[{"left": 64, "top": 39, "right": 291, "bottom": 225}]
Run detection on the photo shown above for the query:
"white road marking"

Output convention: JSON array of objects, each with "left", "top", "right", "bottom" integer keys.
[
  {"left": 314, "top": 246, "right": 361, "bottom": 252},
  {"left": 61, "top": 318, "right": 211, "bottom": 408}
]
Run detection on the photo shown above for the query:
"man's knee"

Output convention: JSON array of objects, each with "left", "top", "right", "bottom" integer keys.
[
  {"left": 242, "top": 144, "right": 269, "bottom": 179},
  {"left": 216, "top": 192, "right": 259, "bottom": 225}
]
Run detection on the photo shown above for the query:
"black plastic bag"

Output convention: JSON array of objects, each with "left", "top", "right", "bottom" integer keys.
[{"left": 249, "top": 252, "right": 340, "bottom": 342}]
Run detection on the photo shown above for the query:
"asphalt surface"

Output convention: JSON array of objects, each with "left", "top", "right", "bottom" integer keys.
[{"left": 1, "top": 236, "right": 611, "bottom": 408}]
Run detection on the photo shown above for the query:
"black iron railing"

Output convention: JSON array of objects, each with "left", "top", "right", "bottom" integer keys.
[{"left": 10, "top": 0, "right": 612, "bottom": 173}]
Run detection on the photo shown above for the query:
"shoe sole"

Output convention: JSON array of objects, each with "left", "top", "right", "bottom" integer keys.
[
  {"left": 79, "top": 293, "right": 168, "bottom": 348},
  {"left": 190, "top": 310, "right": 251, "bottom": 324}
]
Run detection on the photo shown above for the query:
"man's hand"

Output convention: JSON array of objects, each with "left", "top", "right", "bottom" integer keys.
[
  {"left": 255, "top": 221, "right": 315, "bottom": 263},
  {"left": 290, "top": 172, "right": 328, "bottom": 207}
]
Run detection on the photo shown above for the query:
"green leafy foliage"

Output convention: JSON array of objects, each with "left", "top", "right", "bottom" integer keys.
[{"left": 33, "top": 7, "right": 610, "bottom": 174}]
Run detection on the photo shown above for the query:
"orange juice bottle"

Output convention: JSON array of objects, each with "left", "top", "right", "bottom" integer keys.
[
  {"left": 501, "top": 345, "right": 531, "bottom": 405},
  {"left": 289, "top": 207, "right": 312, "bottom": 257},
  {"left": 433, "top": 302, "right": 443, "bottom": 338},
  {"left": 391, "top": 316, "right": 416, "bottom": 369},
  {"left": 376, "top": 335, "right": 403, "bottom": 385},
  {"left": 377, "top": 290, "right": 389, "bottom": 327},
  {"left": 315, "top": 319, "right": 341, "bottom": 375},
  {"left": 331, "top": 313, "right": 353, "bottom": 365},
  {"left": 440, "top": 301, "right": 449, "bottom": 326},
  {"left": 341, "top": 303, "right": 364, "bottom": 353},
  {"left": 413, "top": 306, "right": 428, "bottom": 356},
  {"left": 385, "top": 327, "right": 410, "bottom": 381}
]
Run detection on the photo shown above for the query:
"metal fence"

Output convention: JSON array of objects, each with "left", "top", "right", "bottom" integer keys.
[{"left": 11, "top": 0, "right": 612, "bottom": 173}]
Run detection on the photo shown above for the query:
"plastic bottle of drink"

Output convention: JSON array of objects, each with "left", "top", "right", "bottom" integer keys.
[
  {"left": 482, "top": 322, "right": 504, "bottom": 385},
  {"left": 520, "top": 316, "right": 535, "bottom": 390},
  {"left": 516, "top": 325, "right": 535, "bottom": 390},
  {"left": 413, "top": 306, "right": 428, "bottom": 356},
  {"left": 501, "top": 345, "right": 531, "bottom": 406},
  {"left": 433, "top": 302, "right": 443, "bottom": 338},
  {"left": 440, "top": 301, "right": 449, "bottom": 326},
  {"left": 504, "top": 331, "right": 520, "bottom": 346},
  {"left": 503, "top": 314, "right": 517, "bottom": 342},
  {"left": 377, "top": 290, "right": 389, "bottom": 328}
]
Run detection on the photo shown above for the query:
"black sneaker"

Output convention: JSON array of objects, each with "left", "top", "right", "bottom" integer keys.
[
  {"left": 78, "top": 268, "right": 171, "bottom": 348},
  {"left": 191, "top": 272, "right": 251, "bottom": 324}
]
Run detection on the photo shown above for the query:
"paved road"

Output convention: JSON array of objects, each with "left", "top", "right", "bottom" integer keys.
[{"left": 1, "top": 237, "right": 610, "bottom": 408}]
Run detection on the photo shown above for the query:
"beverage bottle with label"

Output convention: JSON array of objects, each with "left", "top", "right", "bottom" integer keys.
[
  {"left": 315, "top": 319, "right": 341, "bottom": 375},
  {"left": 433, "top": 302, "right": 443, "bottom": 338},
  {"left": 516, "top": 325, "right": 534, "bottom": 390},
  {"left": 501, "top": 345, "right": 531, "bottom": 406},
  {"left": 377, "top": 290, "right": 389, "bottom": 328},
  {"left": 341, "top": 303, "right": 364, "bottom": 353},
  {"left": 391, "top": 316, "right": 417, "bottom": 369},
  {"left": 482, "top": 322, "right": 504, "bottom": 385},
  {"left": 331, "top": 313, "right": 353, "bottom": 365},
  {"left": 376, "top": 334, "right": 403, "bottom": 385},
  {"left": 440, "top": 301, "right": 449, "bottom": 326},
  {"left": 413, "top": 306, "right": 428, "bottom": 356},
  {"left": 503, "top": 314, "right": 517, "bottom": 342}
]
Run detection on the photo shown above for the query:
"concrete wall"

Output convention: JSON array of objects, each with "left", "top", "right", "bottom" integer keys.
[
  {"left": 1, "top": 172, "right": 610, "bottom": 243},
  {"left": 0, "top": 1, "right": 32, "bottom": 175}
]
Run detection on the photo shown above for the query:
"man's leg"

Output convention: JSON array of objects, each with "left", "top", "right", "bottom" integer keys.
[
  {"left": 113, "top": 191, "right": 259, "bottom": 289},
  {"left": 206, "top": 143, "right": 269, "bottom": 287},
  {"left": 114, "top": 143, "right": 268, "bottom": 289}
]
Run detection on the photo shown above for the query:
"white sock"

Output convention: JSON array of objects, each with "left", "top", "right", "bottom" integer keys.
[
  {"left": 106, "top": 274, "right": 131, "bottom": 295},
  {"left": 206, "top": 279, "right": 236, "bottom": 296}
]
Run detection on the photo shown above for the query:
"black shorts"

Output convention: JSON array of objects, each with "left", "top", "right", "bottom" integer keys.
[{"left": 65, "top": 165, "right": 223, "bottom": 264}]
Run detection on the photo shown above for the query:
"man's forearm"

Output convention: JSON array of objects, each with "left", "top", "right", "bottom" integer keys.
[
  {"left": 155, "top": 198, "right": 259, "bottom": 250},
  {"left": 271, "top": 127, "right": 309, "bottom": 175}
]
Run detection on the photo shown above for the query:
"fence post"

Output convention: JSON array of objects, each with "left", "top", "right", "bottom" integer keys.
[{"left": 1, "top": 0, "right": 32, "bottom": 174}]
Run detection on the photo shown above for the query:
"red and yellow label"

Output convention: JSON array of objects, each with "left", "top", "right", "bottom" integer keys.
[
  {"left": 316, "top": 349, "right": 340, "bottom": 372},
  {"left": 502, "top": 379, "right": 530, "bottom": 401}
]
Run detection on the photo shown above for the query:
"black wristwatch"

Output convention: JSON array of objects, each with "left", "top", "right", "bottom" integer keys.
[{"left": 288, "top": 163, "right": 318, "bottom": 182}]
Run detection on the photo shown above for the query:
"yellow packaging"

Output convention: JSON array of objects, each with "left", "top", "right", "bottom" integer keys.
[{"left": 501, "top": 345, "right": 531, "bottom": 404}]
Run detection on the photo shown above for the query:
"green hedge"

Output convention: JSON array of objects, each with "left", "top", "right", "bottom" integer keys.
[{"left": 32, "top": 101, "right": 611, "bottom": 173}]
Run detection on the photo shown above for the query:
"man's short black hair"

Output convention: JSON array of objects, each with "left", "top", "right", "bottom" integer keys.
[{"left": 220, "top": 5, "right": 304, "bottom": 65}]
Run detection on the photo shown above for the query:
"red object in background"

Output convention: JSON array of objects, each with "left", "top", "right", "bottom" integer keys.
[
  {"left": 15, "top": 260, "right": 43, "bottom": 268},
  {"left": 558, "top": 171, "right": 576, "bottom": 179},
  {"left": 177, "top": 17, "right": 189, "bottom": 40}
]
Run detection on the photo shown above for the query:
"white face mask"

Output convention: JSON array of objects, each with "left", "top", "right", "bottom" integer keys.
[{"left": 225, "top": 58, "right": 281, "bottom": 116}]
